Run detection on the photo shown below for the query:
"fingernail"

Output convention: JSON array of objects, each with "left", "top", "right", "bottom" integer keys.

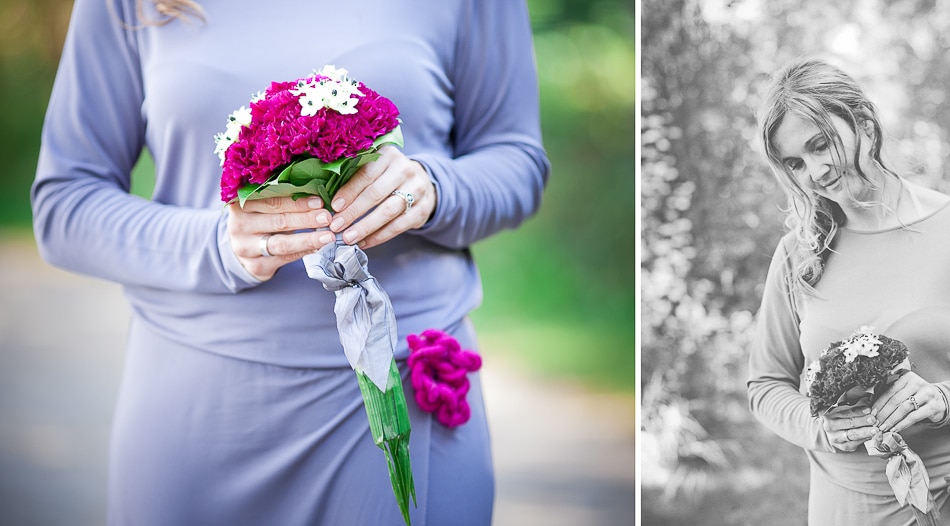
[
  {"left": 318, "top": 233, "right": 334, "bottom": 245},
  {"left": 315, "top": 211, "right": 330, "bottom": 226},
  {"left": 867, "top": 416, "right": 877, "bottom": 425},
  {"left": 330, "top": 217, "right": 345, "bottom": 231},
  {"left": 308, "top": 197, "right": 323, "bottom": 209},
  {"left": 860, "top": 408, "right": 870, "bottom": 415},
  {"left": 343, "top": 230, "right": 357, "bottom": 244},
  {"left": 331, "top": 198, "right": 345, "bottom": 211}
]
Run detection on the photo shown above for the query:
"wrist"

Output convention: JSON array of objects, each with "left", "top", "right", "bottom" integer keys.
[{"left": 929, "top": 384, "right": 950, "bottom": 427}]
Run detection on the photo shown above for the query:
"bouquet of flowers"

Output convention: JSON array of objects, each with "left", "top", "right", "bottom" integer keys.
[
  {"left": 804, "top": 326, "right": 938, "bottom": 525},
  {"left": 214, "top": 66, "right": 415, "bottom": 525},
  {"left": 216, "top": 65, "right": 402, "bottom": 209}
]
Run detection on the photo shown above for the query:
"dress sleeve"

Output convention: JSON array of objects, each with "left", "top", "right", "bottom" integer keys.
[
  {"left": 408, "top": 0, "right": 550, "bottom": 249},
  {"left": 30, "top": 0, "right": 259, "bottom": 293},
  {"left": 747, "top": 238, "right": 837, "bottom": 452}
]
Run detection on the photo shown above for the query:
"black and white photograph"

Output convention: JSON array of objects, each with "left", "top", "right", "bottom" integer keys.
[{"left": 640, "top": 1, "right": 950, "bottom": 524}]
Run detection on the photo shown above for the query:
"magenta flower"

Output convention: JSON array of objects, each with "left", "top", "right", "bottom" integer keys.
[{"left": 215, "top": 69, "right": 401, "bottom": 203}]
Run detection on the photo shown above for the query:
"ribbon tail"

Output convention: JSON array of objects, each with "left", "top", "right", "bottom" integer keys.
[{"left": 885, "top": 448, "right": 939, "bottom": 525}]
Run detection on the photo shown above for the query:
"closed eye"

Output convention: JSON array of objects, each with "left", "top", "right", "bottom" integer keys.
[{"left": 784, "top": 138, "right": 830, "bottom": 172}]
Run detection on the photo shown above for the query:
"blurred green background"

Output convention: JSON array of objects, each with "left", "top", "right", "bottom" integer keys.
[
  {"left": 642, "top": 0, "right": 950, "bottom": 523},
  {"left": 0, "top": 1, "right": 635, "bottom": 392}
]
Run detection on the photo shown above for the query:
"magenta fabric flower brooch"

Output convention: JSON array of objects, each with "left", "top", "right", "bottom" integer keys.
[{"left": 407, "top": 329, "right": 483, "bottom": 427}]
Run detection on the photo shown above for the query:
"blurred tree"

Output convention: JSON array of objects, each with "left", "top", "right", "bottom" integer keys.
[
  {"left": 641, "top": 0, "right": 781, "bottom": 422},
  {"left": 0, "top": 0, "right": 71, "bottom": 227},
  {"left": 471, "top": 0, "right": 636, "bottom": 391},
  {"left": 524, "top": 0, "right": 636, "bottom": 307}
]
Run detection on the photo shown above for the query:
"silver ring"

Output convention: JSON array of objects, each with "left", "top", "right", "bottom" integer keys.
[
  {"left": 260, "top": 234, "right": 273, "bottom": 257},
  {"left": 391, "top": 190, "right": 414, "bottom": 214},
  {"left": 910, "top": 396, "right": 919, "bottom": 411}
]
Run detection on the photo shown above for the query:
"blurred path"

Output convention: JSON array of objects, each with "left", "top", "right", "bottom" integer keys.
[{"left": 0, "top": 236, "right": 635, "bottom": 526}]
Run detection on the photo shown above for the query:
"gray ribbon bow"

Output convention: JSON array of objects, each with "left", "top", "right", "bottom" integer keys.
[{"left": 303, "top": 236, "right": 397, "bottom": 391}]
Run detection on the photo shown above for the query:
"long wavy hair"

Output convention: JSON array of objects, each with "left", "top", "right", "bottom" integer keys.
[
  {"left": 758, "top": 58, "right": 902, "bottom": 295},
  {"left": 135, "top": 0, "right": 205, "bottom": 25}
]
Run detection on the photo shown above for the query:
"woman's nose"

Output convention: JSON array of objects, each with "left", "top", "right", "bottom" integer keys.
[{"left": 804, "top": 156, "right": 829, "bottom": 182}]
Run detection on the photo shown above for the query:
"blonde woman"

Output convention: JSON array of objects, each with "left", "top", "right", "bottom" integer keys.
[
  {"left": 32, "top": 0, "right": 549, "bottom": 524},
  {"left": 748, "top": 58, "right": 950, "bottom": 525}
]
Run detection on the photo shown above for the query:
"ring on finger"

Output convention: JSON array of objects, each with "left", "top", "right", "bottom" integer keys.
[
  {"left": 909, "top": 395, "right": 919, "bottom": 411},
  {"left": 260, "top": 234, "right": 273, "bottom": 257},
  {"left": 391, "top": 190, "right": 414, "bottom": 214},
  {"left": 845, "top": 429, "right": 853, "bottom": 442}
]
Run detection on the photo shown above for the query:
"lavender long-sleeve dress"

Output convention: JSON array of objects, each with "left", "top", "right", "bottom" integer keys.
[{"left": 31, "top": 1, "right": 549, "bottom": 524}]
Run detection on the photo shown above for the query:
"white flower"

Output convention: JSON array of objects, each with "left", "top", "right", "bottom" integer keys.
[
  {"left": 842, "top": 345, "right": 859, "bottom": 363},
  {"left": 292, "top": 66, "right": 364, "bottom": 116},
  {"left": 317, "top": 64, "right": 350, "bottom": 82},
  {"left": 839, "top": 332, "right": 882, "bottom": 363},
  {"left": 213, "top": 105, "right": 254, "bottom": 165}
]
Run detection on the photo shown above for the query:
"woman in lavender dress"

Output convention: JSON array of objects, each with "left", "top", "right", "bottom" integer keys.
[{"left": 31, "top": 0, "right": 549, "bottom": 524}]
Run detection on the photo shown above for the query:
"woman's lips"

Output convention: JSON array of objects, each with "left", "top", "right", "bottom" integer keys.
[{"left": 821, "top": 175, "right": 842, "bottom": 189}]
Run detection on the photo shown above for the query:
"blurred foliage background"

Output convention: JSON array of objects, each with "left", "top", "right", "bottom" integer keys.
[
  {"left": 641, "top": 0, "right": 950, "bottom": 524},
  {"left": 0, "top": 1, "right": 635, "bottom": 389}
]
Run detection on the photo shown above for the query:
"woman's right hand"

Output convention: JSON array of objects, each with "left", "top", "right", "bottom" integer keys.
[
  {"left": 227, "top": 196, "right": 334, "bottom": 281},
  {"left": 821, "top": 407, "right": 880, "bottom": 452}
]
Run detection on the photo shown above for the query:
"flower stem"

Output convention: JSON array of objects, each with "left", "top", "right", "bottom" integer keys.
[{"left": 356, "top": 359, "right": 416, "bottom": 525}]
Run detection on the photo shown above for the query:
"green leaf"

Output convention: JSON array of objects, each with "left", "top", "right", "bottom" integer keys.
[
  {"left": 326, "top": 171, "right": 342, "bottom": 198},
  {"left": 324, "top": 157, "right": 347, "bottom": 175},
  {"left": 237, "top": 182, "right": 268, "bottom": 208},
  {"left": 239, "top": 179, "right": 327, "bottom": 203},
  {"left": 372, "top": 126, "right": 404, "bottom": 149},
  {"left": 275, "top": 163, "right": 295, "bottom": 183},
  {"left": 339, "top": 157, "right": 358, "bottom": 178},
  {"left": 315, "top": 183, "right": 332, "bottom": 209},
  {"left": 289, "top": 158, "right": 332, "bottom": 183},
  {"left": 356, "top": 152, "right": 382, "bottom": 169}
]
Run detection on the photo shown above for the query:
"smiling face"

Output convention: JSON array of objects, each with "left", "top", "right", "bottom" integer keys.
[{"left": 771, "top": 112, "right": 879, "bottom": 207}]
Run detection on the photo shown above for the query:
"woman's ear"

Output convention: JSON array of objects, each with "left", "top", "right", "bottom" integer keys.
[{"left": 860, "top": 119, "right": 875, "bottom": 139}]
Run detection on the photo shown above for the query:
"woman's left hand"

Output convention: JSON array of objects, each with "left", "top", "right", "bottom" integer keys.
[
  {"left": 871, "top": 372, "right": 949, "bottom": 434},
  {"left": 326, "top": 145, "right": 436, "bottom": 250}
]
